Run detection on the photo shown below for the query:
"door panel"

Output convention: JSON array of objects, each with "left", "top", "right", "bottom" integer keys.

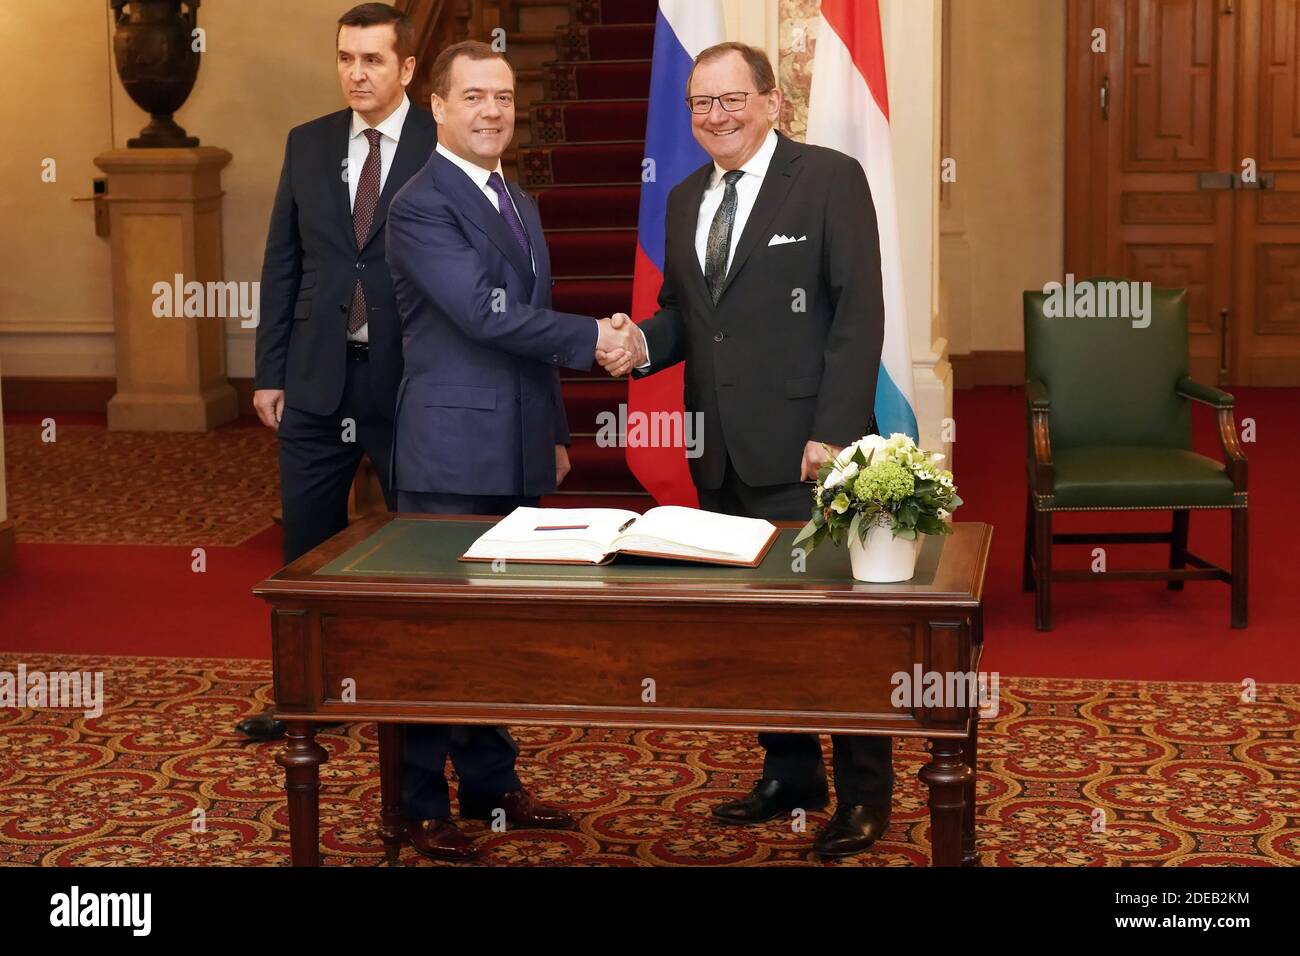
[
  {"left": 1235, "top": 0, "right": 1300, "bottom": 384},
  {"left": 1067, "top": 0, "right": 1300, "bottom": 384},
  {"left": 1109, "top": 0, "right": 1236, "bottom": 384}
]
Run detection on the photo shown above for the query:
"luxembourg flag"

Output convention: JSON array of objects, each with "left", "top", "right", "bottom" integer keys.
[
  {"left": 625, "top": 0, "right": 724, "bottom": 507},
  {"left": 807, "top": 0, "right": 919, "bottom": 441}
]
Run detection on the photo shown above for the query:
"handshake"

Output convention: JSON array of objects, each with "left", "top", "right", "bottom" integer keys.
[{"left": 595, "top": 313, "right": 647, "bottom": 378}]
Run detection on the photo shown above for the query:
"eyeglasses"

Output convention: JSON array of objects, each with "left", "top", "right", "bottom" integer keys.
[{"left": 685, "top": 90, "right": 771, "bottom": 114}]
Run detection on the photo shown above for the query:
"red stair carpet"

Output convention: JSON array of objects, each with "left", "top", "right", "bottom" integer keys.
[{"left": 521, "top": 0, "right": 660, "bottom": 510}]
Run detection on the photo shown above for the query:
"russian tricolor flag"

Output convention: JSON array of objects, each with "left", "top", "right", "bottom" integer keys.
[
  {"left": 626, "top": 0, "right": 723, "bottom": 508},
  {"left": 807, "top": 0, "right": 919, "bottom": 441}
]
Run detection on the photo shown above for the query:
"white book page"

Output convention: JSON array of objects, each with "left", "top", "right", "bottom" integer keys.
[
  {"left": 462, "top": 507, "right": 640, "bottom": 562},
  {"left": 615, "top": 506, "right": 775, "bottom": 561}
]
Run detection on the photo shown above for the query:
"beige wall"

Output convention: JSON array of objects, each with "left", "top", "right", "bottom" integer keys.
[
  {"left": 0, "top": 2, "right": 115, "bottom": 377},
  {"left": 2, "top": 1, "right": 347, "bottom": 380},
  {"left": 722, "top": 0, "right": 781, "bottom": 64},
  {"left": 941, "top": 0, "right": 1066, "bottom": 356}
]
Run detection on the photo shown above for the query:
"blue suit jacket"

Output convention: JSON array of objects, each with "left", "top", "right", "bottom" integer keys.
[{"left": 386, "top": 150, "right": 598, "bottom": 497}]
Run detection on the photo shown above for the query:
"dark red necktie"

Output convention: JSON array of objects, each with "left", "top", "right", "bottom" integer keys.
[{"left": 348, "top": 128, "right": 383, "bottom": 335}]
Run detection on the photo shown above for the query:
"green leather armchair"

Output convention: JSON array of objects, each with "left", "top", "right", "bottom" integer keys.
[{"left": 1022, "top": 281, "right": 1247, "bottom": 630}]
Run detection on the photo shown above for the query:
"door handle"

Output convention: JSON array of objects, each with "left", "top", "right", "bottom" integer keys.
[
  {"left": 1198, "top": 172, "right": 1236, "bottom": 190},
  {"left": 1219, "top": 309, "right": 1229, "bottom": 384},
  {"left": 1237, "top": 172, "right": 1277, "bottom": 190}
]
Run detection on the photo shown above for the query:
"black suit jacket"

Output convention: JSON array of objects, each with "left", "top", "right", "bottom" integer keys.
[
  {"left": 255, "top": 103, "right": 438, "bottom": 419},
  {"left": 635, "top": 132, "right": 886, "bottom": 489}
]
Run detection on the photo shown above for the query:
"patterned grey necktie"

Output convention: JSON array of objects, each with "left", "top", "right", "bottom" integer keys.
[{"left": 705, "top": 169, "right": 745, "bottom": 304}]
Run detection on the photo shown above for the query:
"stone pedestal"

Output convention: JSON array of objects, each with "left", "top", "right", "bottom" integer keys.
[{"left": 94, "top": 147, "right": 238, "bottom": 431}]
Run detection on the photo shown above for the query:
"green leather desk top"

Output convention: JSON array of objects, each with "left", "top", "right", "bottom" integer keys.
[{"left": 315, "top": 517, "right": 953, "bottom": 590}]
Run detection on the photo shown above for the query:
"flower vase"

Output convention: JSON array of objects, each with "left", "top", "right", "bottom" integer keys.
[{"left": 848, "top": 520, "right": 921, "bottom": 583}]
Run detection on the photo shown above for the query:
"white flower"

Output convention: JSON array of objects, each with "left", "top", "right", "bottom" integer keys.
[
  {"left": 854, "top": 434, "right": 888, "bottom": 461},
  {"left": 822, "top": 460, "right": 859, "bottom": 491}
]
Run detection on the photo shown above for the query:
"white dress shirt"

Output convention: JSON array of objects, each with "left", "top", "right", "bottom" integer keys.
[
  {"left": 693, "top": 128, "right": 779, "bottom": 275},
  {"left": 636, "top": 128, "right": 780, "bottom": 369},
  {"left": 346, "top": 94, "right": 411, "bottom": 342},
  {"left": 434, "top": 141, "right": 534, "bottom": 273}
]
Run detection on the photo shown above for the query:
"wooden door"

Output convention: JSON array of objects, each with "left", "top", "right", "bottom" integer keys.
[
  {"left": 1234, "top": 0, "right": 1300, "bottom": 384},
  {"left": 1067, "top": 0, "right": 1300, "bottom": 385}
]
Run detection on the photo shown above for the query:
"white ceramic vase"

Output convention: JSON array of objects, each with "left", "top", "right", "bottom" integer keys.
[{"left": 848, "top": 520, "right": 922, "bottom": 583}]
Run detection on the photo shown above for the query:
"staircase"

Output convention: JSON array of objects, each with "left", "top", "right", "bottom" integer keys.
[
  {"left": 511, "top": 0, "right": 659, "bottom": 509},
  {"left": 400, "top": 0, "right": 660, "bottom": 509}
]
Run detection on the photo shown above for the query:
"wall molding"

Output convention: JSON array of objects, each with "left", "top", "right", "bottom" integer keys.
[{"left": 2, "top": 377, "right": 256, "bottom": 417}]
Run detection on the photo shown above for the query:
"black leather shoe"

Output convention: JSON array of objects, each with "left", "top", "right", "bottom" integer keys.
[
  {"left": 812, "top": 803, "right": 891, "bottom": 858},
  {"left": 235, "top": 712, "right": 285, "bottom": 741},
  {"left": 712, "top": 777, "right": 829, "bottom": 825}
]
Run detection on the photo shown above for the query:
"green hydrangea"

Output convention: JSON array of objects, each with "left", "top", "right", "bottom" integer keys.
[{"left": 852, "top": 460, "right": 915, "bottom": 503}]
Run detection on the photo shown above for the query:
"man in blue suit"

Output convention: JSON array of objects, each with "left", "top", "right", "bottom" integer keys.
[{"left": 385, "top": 40, "right": 638, "bottom": 861}]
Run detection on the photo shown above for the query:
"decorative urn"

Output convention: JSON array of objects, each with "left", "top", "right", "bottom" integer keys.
[{"left": 109, "top": 0, "right": 202, "bottom": 147}]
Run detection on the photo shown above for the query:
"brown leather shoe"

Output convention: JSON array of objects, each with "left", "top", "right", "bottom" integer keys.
[
  {"left": 405, "top": 817, "right": 479, "bottom": 862},
  {"left": 460, "top": 788, "right": 575, "bottom": 830}
]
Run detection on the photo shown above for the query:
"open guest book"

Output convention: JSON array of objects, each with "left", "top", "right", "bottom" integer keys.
[{"left": 459, "top": 506, "right": 780, "bottom": 568}]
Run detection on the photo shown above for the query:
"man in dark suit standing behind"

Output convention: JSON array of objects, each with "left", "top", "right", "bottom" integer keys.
[
  {"left": 599, "top": 42, "right": 892, "bottom": 858},
  {"left": 240, "top": 3, "right": 436, "bottom": 740}
]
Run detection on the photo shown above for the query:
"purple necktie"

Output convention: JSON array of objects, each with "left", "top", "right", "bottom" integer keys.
[{"left": 487, "top": 171, "right": 532, "bottom": 265}]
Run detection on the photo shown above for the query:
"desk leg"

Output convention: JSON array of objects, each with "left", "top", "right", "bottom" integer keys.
[
  {"left": 377, "top": 724, "right": 405, "bottom": 865},
  {"left": 920, "top": 737, "right": 972, "bottom": 867},
  {"left": 962, "top": 719, "right": 979, "bottom": 867},
  {"left": 276, "top": 722, "right": 327, "bottom": 867}
]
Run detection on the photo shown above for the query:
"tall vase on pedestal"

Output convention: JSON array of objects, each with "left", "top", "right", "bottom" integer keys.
[{"left": 100, "top": 0, "right": 235, "bottom": 431}]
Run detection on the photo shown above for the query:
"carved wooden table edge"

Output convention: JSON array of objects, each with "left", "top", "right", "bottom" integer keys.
[{"left": 257, "top": 517, "right": 992, "bottom": 869}]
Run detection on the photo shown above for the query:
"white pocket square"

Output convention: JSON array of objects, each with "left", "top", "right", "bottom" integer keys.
[{"left": 768, "top": 234, "right": 807, "bottom": 246}]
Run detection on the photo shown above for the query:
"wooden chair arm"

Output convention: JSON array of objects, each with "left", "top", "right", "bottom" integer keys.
[
  {"left": 1177, "top": 378, "right": 1246, "bottom": 491},
  {"left": 1215, "top": 407, "right": 1248, "bottom": 492},
  {"left": 1176, "top": 376, "right": 1234, "bottom": 409},
  {"left": 1025, "top": 379, "right": 1054, "bottom": 494}
]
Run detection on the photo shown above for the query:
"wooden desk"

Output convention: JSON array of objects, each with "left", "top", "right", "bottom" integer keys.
[{"left": 254, "top": 514, "right": 992, "bottom": 867}]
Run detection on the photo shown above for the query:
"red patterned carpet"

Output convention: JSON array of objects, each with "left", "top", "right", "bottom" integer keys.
[
  {"left": 3, "top": 419, "right": 278, "bottom": 547},
  {"left": 1, "top": 654, "right": 1296, "bottom": 867},
  {"left": 2, "top": 387, "right": 1297, "bottom": 865}
]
